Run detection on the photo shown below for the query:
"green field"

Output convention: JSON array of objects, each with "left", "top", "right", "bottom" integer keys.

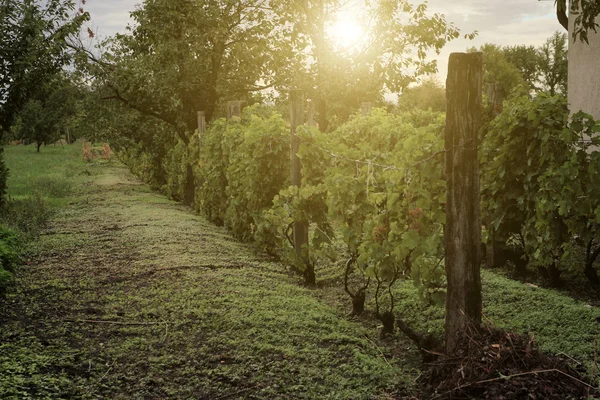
[
  {"left": 3, "top": 143, "right": 87, "bottom": 207},
  {"left": 1, "top": 144, "right": 599, "bottom": 399}
]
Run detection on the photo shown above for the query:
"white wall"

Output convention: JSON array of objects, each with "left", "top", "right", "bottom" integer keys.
[{"left": 568, "top": 12, "right": 600, "bottom": 118}]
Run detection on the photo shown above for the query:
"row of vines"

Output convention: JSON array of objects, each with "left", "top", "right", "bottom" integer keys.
[{"left": 118, "top": 92, "right": 600, "bottom": 339}]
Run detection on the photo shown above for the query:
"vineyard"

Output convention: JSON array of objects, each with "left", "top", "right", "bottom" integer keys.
[{"left": 3, "top": 0, "right": 600, "bottom": 398}]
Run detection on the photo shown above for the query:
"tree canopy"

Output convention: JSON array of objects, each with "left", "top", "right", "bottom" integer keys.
[
  {"left": 80, "top": 0, "right": 467, "bottom": 143},
  {"left": 0, "top": 0, "right": 88, "bottom": 137}
]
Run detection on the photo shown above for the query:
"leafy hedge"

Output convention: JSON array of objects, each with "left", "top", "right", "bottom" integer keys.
[
  {"left": 0, "top": 148, "right": 7, "bottom": 208},
  {"left": 481, "top": 93, "right": 600, "bottom": 289},
  {"left": 120, "top": 105, "right": 448, "bottom": 331},
  {"left": 0, "top": 225, "right": 20, "bottom": 293},
  {"left": 119, "top": 97, "right": 600, "bottom": 327}
]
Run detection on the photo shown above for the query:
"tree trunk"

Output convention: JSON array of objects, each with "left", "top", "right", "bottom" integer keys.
[
  {"left": 444, "top": 52, "right": 484, "bottom": 354},
  {"left": 351, "top": 289, "right": 366, "bottom": 315},
  {"left": 37, "top": 142, "right": 41, "bottom": 152},
  {"left": 584, "top": 239, "right": 600, "bottom": 293},
  {"left": 378, "top": 311, "right": 395, "bottom": 336},
  {"left": 183, "top": 163, "right": 195, "bottom": 206}
]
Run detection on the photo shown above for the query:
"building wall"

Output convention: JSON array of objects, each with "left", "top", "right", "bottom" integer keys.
[{"left": 568, "top": 12, "right": 600, "bottom": 118}]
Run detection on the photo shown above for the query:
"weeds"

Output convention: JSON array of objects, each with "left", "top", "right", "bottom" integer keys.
[
  {"left": 0, "top": 193, "right": 51, "bottom": 237},
  {"left": 31, "top": 176, "right": 73, "bottom": 198}
]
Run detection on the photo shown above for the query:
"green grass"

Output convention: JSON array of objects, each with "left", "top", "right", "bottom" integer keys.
[
  {"left": 393, "top": 270, "right": 600, "bottom": 369},
  {"left": 4, "top": 143, "right": 87, "bottom": 207}
]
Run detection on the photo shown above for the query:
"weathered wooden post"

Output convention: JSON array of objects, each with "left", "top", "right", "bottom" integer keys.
[
  {"left": 361, "top": 102, "right": 372, "bottom": 116},
  {"left": 197, "top": 111, "right": 206, "bottom": 141},
  {"left": 227, "top": 101, "right": 242, "bottom": 120},
  {"left": 444, "top": 52, "right": 483, "bottom": 354},
  {"left": 307, "top": 100, "right": 317, "bottom": 127},
  {"left": 290, "top": 90, "right": 312, "bottom": 284}
]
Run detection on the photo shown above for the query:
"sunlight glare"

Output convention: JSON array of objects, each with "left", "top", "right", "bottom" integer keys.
[{"left": 328, "top": 15, "right": 364, "bottom": 49}]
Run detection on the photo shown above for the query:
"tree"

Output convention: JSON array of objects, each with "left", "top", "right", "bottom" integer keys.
[
  {"left": 397, "top": 78, "right": 446, "bottom": 113},
  {"left": 83, "top": 0, "right": 296, "bottom": 145},
  {"left": 473, "top": 33, "right": 568, "bottom": 99},
  {"left": 283, "top": 0, "right": 465, "bottom": 131},
  {"left": 471, "top": 44, "right": 524, "bottom": 98},
  {"left": 0, "top": 0, "right": 88, "bottom": 137},
  {"left": 13, "top": 74, "right": 82, "bottom": 151},
  {"left": 503, "top": 45, "right": 541, "bottom": 92},
  {"left": 537, "top": 32, "right": 568, "bottom": 96}
]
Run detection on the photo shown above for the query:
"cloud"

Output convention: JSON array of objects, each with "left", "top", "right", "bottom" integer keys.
[
  {"left": 84, "top": 0, "right": 140, "bottom": 39},
  {"left": 425, "top": 0, "right": 561, "bottom": 81}
]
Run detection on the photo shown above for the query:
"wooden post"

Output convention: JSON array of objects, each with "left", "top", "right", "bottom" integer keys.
[
  {"left": 444, "top": 52, "right": 483, "bottom": 354},
  {"left": 227, "top": 101, "right": 242, "bottom": 120},
  {"left": 361, "top": 102, "right": 372, "bottom": 116},
  {"left": 290, "top": 90, "right": 312, "bottom": 284},
  {"left": 307, "top": 100, "right": 317, "bottom": 127},
  {"left": 197, "top": 111, "right": 206, "bottom": 140}
]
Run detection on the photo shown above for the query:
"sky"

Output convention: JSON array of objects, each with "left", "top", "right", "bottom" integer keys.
[{"left": 81, "top": 0, "right": 562, "bottom": 82}]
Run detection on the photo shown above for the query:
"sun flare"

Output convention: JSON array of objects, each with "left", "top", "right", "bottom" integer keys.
[{"left": 327, "top": 15, "right": 364, "bottom": 49}]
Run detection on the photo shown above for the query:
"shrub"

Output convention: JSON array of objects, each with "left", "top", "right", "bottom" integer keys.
[
  {"left": 31, "top": 176, "right": 73, "bottom": 198},
  {"left": 0, "top": 225, "right": 20, "bottom": 293},
  {"left": 0, "top": 193, "right": 51, "bottom": 237},
  {"left": 0, "top": 148, "right": 8, "bottom": 208},
  {"left": 481, "top": 93, "right": 600, "bottom": 288},
  {"left": 223, "top": 110, "right": 289, "bottom": 240}
]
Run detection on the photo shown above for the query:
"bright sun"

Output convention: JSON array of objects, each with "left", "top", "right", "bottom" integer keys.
[{"left": 327, "top": 15, "right": 364, "bottom": 49}]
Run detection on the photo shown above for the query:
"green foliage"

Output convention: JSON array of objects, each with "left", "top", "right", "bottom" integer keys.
[
  {"left": 163, "top": 140, "right": 189, "bottom": 202},
  {"left": 253, "top": 107, "right": 447, "bottom": 307},
  {"left": 224, "top": 110, "right": 290, "bottom": 240},
  {"left": 197, "top": 118, "right": 234, "bottom": 225},
  {"left": 537, "top": 32, "right": 568, "bottom": 96},
  {"left": 164, "top": 105, "right": 449, "bottom": 304},
  {"left": 11, "top": 73, "right": 86, "bottom": 151},
  {"left": 481, "top": 92, "right": 600, "bottom": 285},
  {"left": 569, "top": 0, "right": 600, "bottom": 43},
  {"left": 470, "top": 43, "right": 525, "bottom": 97},
  {"left": 0, "top": 148, "right": 8, "bottom": 208},
  {"left": 397, "top": 78, "right": 446, "bottom": 113},
  {"left": 502, "top": 45, "right": 541, "bottom": 93},
  {"left": 195, "top": 106, "right": 291, "bottom": 241},
  {"left": 0, "top": 225, "right": 19, "bottom": 291},
  {"left": 0, "top": 0, "right": 89, "bottom": 134},
  {"left": 319, "top": 109, "right": 447, "bottom": 304},
  {"left": 473, "top": 32, "right": 568, "bottom": 99}
]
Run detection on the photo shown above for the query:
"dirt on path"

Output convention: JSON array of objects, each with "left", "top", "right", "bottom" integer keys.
[{"left": 0, "top": 161, "right": 411, "bottom": 399}]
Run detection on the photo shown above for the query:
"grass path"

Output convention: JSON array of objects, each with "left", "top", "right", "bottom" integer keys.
[{"left": 0, "top": 155, "right": 412, "bottom": 400}]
